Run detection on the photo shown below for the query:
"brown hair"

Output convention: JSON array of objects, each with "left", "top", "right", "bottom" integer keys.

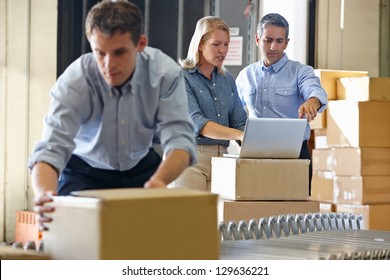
[{"left": 85, "top": 0, "right": 143, "bottom": 45}]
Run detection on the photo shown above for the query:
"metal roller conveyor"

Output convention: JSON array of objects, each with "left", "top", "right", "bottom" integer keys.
[
  {"left": 219, "top": 212, "right": 389, "bottom": 260},
  {"left": 219, "top": 212, "right": 366, "bottom": 241},
  {"left": 220, "top": 230, "right": 390, "bottom": 260}
]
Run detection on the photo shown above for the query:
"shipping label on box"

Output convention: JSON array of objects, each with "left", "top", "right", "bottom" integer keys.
[
  {"left": 211, "top": 157, "right": 310, "bottom": 200},
  {"left": 43, "top": 189, "right": 219, "bottom": 260}
]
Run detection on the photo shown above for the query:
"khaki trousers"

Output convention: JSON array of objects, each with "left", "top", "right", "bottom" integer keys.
[{"left": 168, "top": 145, "right": 227, "bottom": 191}]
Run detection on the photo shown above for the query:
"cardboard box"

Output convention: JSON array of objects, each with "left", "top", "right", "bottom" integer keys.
[
  {"left": 334, "top": 175, "right": 390, "bottom": 204},
  {"left": 312, "top": 149, "right": 334, "bottom": 171},
  {"left": 310, "top": 110, "right": 326, "bottom": 129},
  {"left": 314, "top": 69, "right": 368, "bottom": 100},
  {"left": 337, "top": 76, "right": 390, "bottom": 101},
  {"left": 43, "top": 188, "right": 219, "bottom": 260},
  {"left": 311, "top": 171, "right": 334, "bottom": 203},
  {"left": 218, "top": 200, "right": 319, "bottom": 223},
  {"left": 332, "top": 147, "right": 390, "bottom": 176},
  {"left": 314, "top": 129, "right": 328, "bottom": 149},
  {"left": 211, "top": 157, "right": 310, "bottom": 200},
  {"left": 336, "top": 203, "right": 390, "bottom": 231},
  {"left": 319, "top": 202, "right": 335, "bottom": 213},
  {"left": 327, "top": 101, "right": 390, "bottom": 147}
]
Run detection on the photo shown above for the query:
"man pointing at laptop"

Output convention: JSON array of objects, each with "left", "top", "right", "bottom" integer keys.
[{"left": 235, "top": 13, "right": 328, "bottom": 195}]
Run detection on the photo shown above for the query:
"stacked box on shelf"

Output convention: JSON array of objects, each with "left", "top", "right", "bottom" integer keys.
[
  {"left": 321, "top": 76, "right": 390, "bottom": 230},
  {"left": 335, "top": 204, "right": 390, "bottom": 231},
  {"left": 314, "top": 69, "right": 368, "bottom": 100},
  {"left": 311, "top": 149, "right": 335, "bottom": 204},
  {"left": 336, "top": 76, "right": 390, "bottom": 101},
  {"left": 332, "top": 147, "right": 390, "bottom": 205}
]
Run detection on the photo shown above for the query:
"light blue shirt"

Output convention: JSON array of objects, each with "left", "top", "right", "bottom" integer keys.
[
  {"left": 236, "top": 54, "right": 328, "bottom": 140},
  {"left": 29, "top": 46, "right": 196, "bottom": 173},
  {"left": 184, "top": 67, "right": 247, "bottom": 146}
]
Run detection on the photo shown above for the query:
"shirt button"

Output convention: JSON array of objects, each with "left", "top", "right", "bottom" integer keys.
[
  {"left": 217, "top": 114, "right": 220, "bottom": 117},
  {"left": 213, "top": 83, "right": 216, "bottom": 86},
  {"left": 263, "top": 89, "right": 266, "bottom": 92},
  {"left": 121, "top": 120, "right": 125, "bottom": 124},
  {"left": 263, "top": 107, "right": 266, "bottom": 109},
  {"left": 214, "top": 97, "right": 217, "bottom": 100},
  {"left": 121, "top": 141, "right": 125, "bottom": 145}
]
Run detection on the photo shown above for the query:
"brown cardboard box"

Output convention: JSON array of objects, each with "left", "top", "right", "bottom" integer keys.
[
  {"left": 332, "top": 147, "right": 390, "bottom": 176},
  {"left": 314, "top": 129, "right": 328, "bottom": 149},
  {"left": 211, "top": 157, "right": 310, "bottom": 200},
  {"left": 312, "top": 149, "right": 334, "bottom": 171},
  {"left": 310, "top": 110, "right": 327, "bottom": 130},
  {"left": 334, "top": 175, "right": 390, "bottom": 204},
  {"left": 314, "top": 69, "right": 368, "bottom": 100},
  {"left": 218, "top": 200, "right": 319, "bottom": 222},
  {"left": 319, "top": 202, "right": 335, "bottom": 213},
  {"left": 311, "top": 171, "right": 334, "bottom": 203},
  {"left": 43, "top": 188, "right": 219, "bottom": 260},
  {"left": 336, "top": 203, "right": 390, "bottom": 231},
  {"left": 337, "top": 76, "right": 390, "bottom": 101},
  {"left": 327, "top": 101, "right": 390, "bottom": 147}
]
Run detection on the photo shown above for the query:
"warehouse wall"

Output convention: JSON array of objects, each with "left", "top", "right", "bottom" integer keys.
[
  {"left": 316, "top": 0, "right": 385, "bottom": 77},
  {"left": 0, "top": 0, "right": 57, "bottom": 243}
]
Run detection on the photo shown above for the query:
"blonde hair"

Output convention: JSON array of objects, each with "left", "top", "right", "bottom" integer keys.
[{"left": 179, "top": 16, "right": 230, "bottom": 74}]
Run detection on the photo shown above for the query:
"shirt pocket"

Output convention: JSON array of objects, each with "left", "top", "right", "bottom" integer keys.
[
  {"left": 245, "top": 88, "right": 258, "bottom": 109},
  {"left": 274, "top": 87, "right": 299, "bottom": 111},
  {"left": 133, "top": 123, "right": 154, "bottom": 148}
]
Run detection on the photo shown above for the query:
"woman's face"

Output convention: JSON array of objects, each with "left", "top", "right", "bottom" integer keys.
[{"left": 199, "top": 29, "right": 229, "bottom": 68}]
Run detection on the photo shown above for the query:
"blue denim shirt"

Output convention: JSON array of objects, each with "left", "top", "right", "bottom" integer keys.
[
  {"left": 29, "top": 47, "right": 197, "bottom": 173},
  {"left": 184, "top": 67, "right": 247, "bottom": 146},
  {"left": 236, "top": 54, "right": 328, "bottom": 140}
]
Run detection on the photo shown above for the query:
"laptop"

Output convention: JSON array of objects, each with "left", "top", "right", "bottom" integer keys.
[{"left": 224, "top": 117, "right": 307, "bottom": 159}]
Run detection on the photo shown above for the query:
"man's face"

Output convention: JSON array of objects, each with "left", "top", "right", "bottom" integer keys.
[
  {"left": 256, "top": 25, "right": 289, "bottom": 67},
  {"left": 89, "top": 29, "right": 146, "bottom": 87}
]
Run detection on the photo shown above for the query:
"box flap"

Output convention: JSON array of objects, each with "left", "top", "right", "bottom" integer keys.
[{"left": 71, "top": 188, "right": 217, "bottom": 201}]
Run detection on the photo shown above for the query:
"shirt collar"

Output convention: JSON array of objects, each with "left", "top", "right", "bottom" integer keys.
[{"left": 260, "top": 53, "right": 288, "bottom": 73}]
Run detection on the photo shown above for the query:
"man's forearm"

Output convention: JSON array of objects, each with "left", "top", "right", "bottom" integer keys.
[
  {"left": 31, "top": 162, "right": 59, "bottom": 196},
  {"left": 146, "top": 149, "right": 191, "bottom": 188}
]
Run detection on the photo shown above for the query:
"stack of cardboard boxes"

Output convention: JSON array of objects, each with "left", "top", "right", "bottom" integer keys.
[
  {"left": 311, "top": 70, "right": 390, "bottom": 230},
  {"left": 211, "top": 157, "right": 319, "bottom": 223}
]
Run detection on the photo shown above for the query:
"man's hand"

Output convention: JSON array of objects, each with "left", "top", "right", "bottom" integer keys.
[
  {"left": 33, "top": 191, "right": 57, "bottom": 231},
  {"left": 144, "top": 177, "right": 166, "bottom": 188},
  {"left": 144, "top": 149, "right": 191, "bottom": 189},
  {"left": 298, "top": 97, "right": 321, "bottom": 122}
]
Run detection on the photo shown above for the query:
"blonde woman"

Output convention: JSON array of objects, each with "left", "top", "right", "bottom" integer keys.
[{"left": 169, "top": 16, "right": 247, "bottom": 191}]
